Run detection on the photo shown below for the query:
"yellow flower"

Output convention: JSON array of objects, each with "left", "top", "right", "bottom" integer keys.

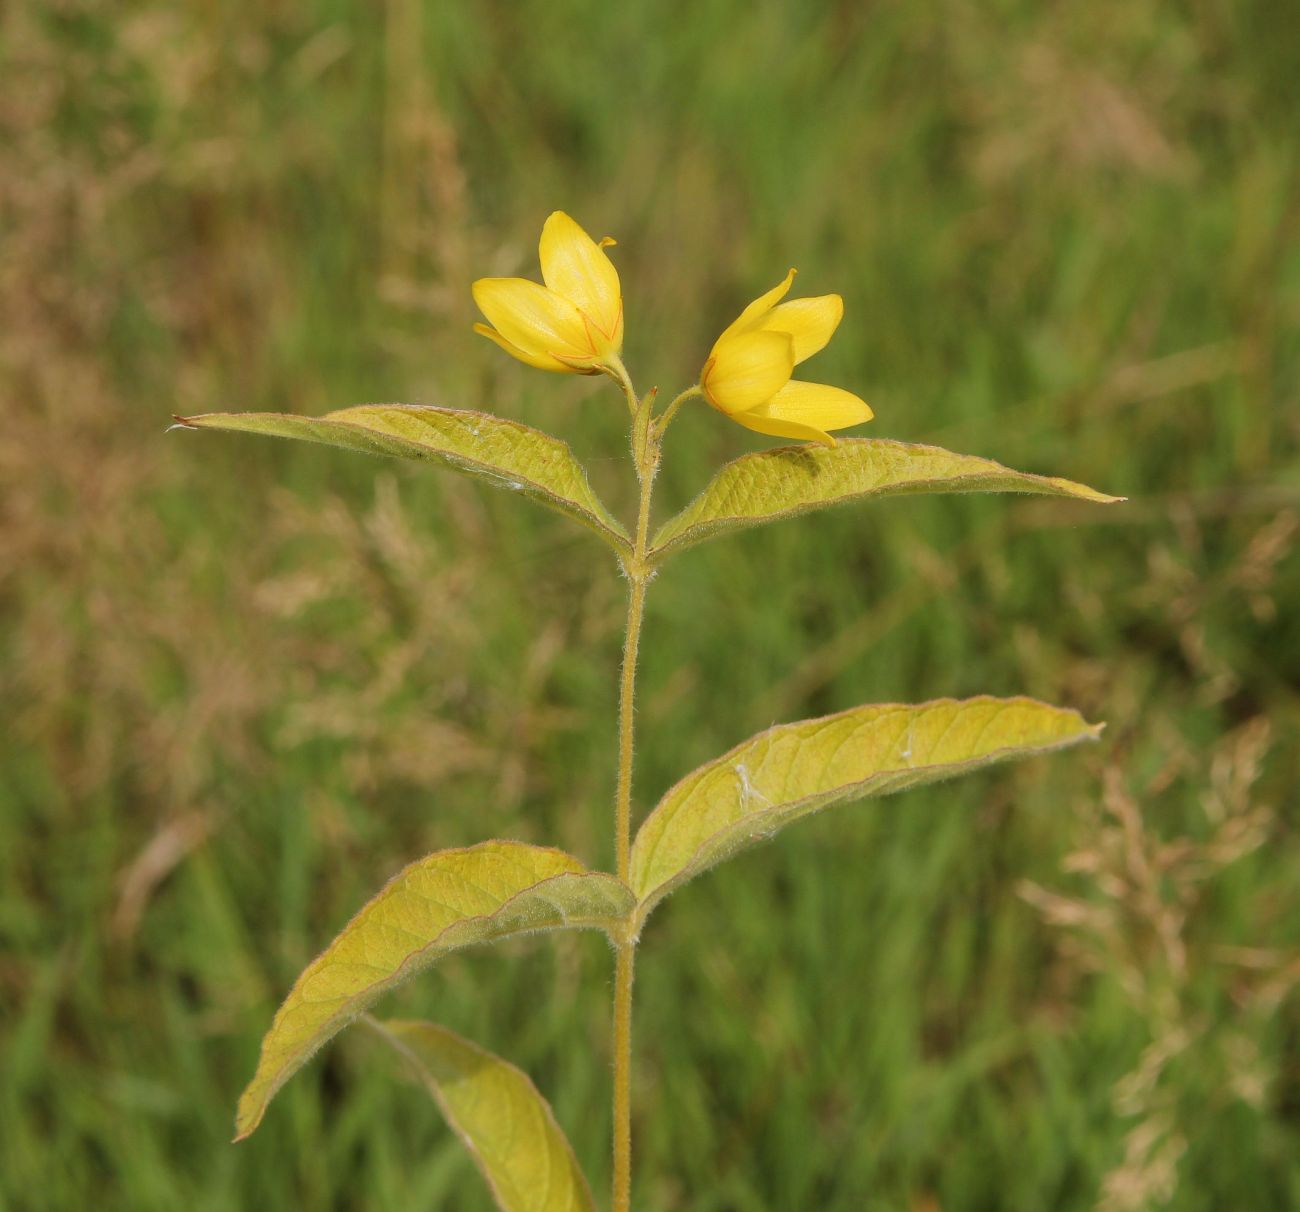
[
  {"left": 699, "top": 269, "right": 872, "bottom": 446},
  {"left": 472, "top": 211, "right": 624, "bottom": 374}
]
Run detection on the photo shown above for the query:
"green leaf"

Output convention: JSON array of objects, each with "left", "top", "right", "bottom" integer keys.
[
  {"left": 370, "top": 1019, "right": 596, "bottom": 1212},
  {"left": 174, "top": 405, "right": 631, "bottom": 556},
  {"left": 629, "top": 696, "right": 1102, "bottom": 916},
  {"left": 651, "top": 438, "right": 1123, "bottom": 558},
  {"left": 235, "top": 841, "right": 634, "bottom": 1140}
]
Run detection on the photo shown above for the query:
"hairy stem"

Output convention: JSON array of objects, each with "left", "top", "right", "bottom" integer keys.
[
  {"left": 612, "top": 385, "right": 658, "bottom": 1212},
  {"left": 654, "top": 383, "right": 703, "bottom": 439},
  {"left": 605, "top": 355, "right": 640, "bottom": 416},
  {"left": 611, "top": 941, "right": 636, "bottom": 1211},
  {"left": 615, "top": 574, "right": 648, "bottom": 881}
]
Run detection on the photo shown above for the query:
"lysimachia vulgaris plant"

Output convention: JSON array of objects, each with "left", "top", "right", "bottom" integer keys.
[{"left": 177, "top": 211, "right": 1122, "bottom": 1210}]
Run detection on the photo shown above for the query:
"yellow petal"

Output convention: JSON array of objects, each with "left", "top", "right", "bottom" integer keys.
[
  {"left": 472, "top": 323, "right": 573, "bottom": 373},
  {"left": 472, "top": 277, "right": 594, "bottom": 367},
  {"left": 581, "top": 299, "right": 623, "bottom": 363},
  {"left": 538, "top": 211, "right": 623, "bottom": 352},
  {"left": 758, "top": 294, "right": 843, "bottom": 364},
  {"left": 729, "top": 409, "right": 837, "bottom": 447},
  {"left": 713, "top": 268, "right": 797, "bottom": 348},
  {"left": 701, "top": 331, "right": 795, "bottom": 414},
  {"left": 750, "top": 379, "right": 874, "bottom": 431}
]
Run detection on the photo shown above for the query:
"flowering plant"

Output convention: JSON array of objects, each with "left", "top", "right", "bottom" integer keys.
[{"left": 178, "top": 212, "right": 1119, "bottom": 1210}]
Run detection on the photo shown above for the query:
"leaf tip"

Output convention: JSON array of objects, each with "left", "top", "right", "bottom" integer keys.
[
  {"left": 1056, "top": 478, "right": 1126, "bottom": 504},
  {"left": 168, "top": 414, "right": 199, "bottom": 432},
  {"left": 232, "top": 1090, "right": 265, "bottom": 1142}
]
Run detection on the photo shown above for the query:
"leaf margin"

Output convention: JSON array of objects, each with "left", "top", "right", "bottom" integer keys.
[
  {"left": 368, "top": 1016, "right": 598, "bottom": 1212},
  {"left": 173, "top": 404, "right": 632, "bottom": 557},
  {"left": 651, "top": 438, "right": 1124, "bottom": 559},
  {"left": 629, "top": 695, "right": 1104, "bottom": 920},
  {"left": 234, "top": 840, "right": 635, "bottom": 1141}
]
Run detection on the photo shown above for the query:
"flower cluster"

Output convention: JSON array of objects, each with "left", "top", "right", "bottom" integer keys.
[{"left": 473, "top": 212, "right": 871, "bottom": 445}]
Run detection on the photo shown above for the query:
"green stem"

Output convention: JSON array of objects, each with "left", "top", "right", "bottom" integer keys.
[
  {"left": 615, "top": 572, "right": 648, "bottom": 883},
  {"left": 605, "top": 355, "right": 640, "bottom": 416},
  {"left": 611, "top": 942, "right": 636, "bottom": 1211},
  {"left": 654, "top": 383, "right": 703, "bottom": 439},
  {"left": 611, "top": 381, "right": 658, "bottom": 1212}
]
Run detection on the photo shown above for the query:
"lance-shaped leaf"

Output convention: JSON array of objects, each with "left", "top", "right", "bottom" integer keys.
[
  {"left": 235, "top": 841, "right": 634, "bottom": 1140},
  {"left": 370, "top": 1019, "right": 596, "bottom": 1212},
  {"left": 174, "top": 405, "right": 631, "bottom": 556},
  {"left": 651, "top": 439, "right": 1122, "bottom": 558},
  {"left": 630, "top": 696, "right": 1102, "bottom": 916}
]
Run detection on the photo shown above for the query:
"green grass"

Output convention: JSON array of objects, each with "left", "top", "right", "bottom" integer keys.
[{"left": 2, "top": 0, "right": 1299, "bottom": 1208}]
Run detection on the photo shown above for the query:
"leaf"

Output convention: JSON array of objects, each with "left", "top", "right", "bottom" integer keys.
[
  {"left": 235, "top": 841, "right": 634, "bottom": 1140},
  {"left": 630, "top": 696, "right": 1102, "bottom": 916},
  {"left": 370, "top": 1018, "right": 596, "bottom": 1212},
  {"left": 174, "top": 405, "right": 631, "bottom": 556},
  {"left": 651, "top": 438, "right": 1123, "bottom": 558}
]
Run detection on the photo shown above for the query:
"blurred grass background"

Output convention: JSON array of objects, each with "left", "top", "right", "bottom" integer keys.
[{"left": 2, "top": 1, "right": 1298, "bottom": 1208}]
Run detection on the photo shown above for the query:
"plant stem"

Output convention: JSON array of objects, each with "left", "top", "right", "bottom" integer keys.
[
  {"left": 615, "top": 574, "right": 648, "bottom": 882},
  {"left": 606, "top": 355, "right": 640, "bottom": 416},
  {"left": 654, "top": 383, "right": 703, "bottom": 439},
  {"left": 612, "top": 385, "right": 658, "bottom": 1212},
  {"left": 611, "top": 941, "right": 636, "bottom": 1211}
]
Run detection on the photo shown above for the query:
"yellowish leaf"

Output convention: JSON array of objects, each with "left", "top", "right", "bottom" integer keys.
[
  {"left": 371, "top": 1018, "right": 596, "bottom": 1212},
  {"left": 235, "top": 841, "right": 634, "bottom": 1140},
  {"left": 174, "top": 405, "right": 631, "bottom": 556},
  {"left": 630, "top": 697, "right": 1102, "bottom": 917},
  {"left": 651, "top": 438, "right": 1122, "bottom": 558}
]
